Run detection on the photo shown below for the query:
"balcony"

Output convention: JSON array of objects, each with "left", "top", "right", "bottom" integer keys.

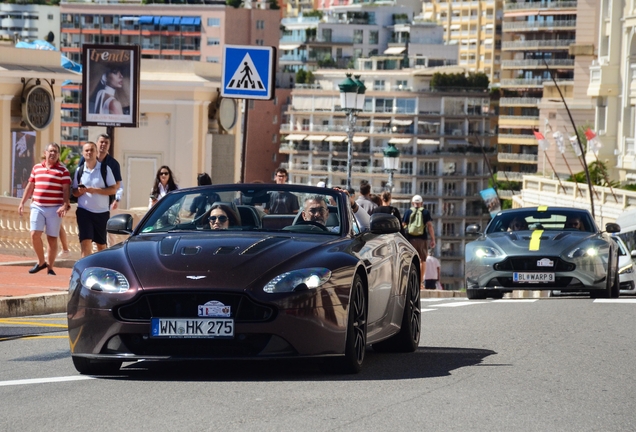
[
  {"left": 504, "top": 1, "right": 578, "bottom": 11},
  {"left": 497, "top": 153, "right": 538, "bottom": 163},
  {"left": 498, "top": 134, "right": 538, "bottom": 145},
  {"left": 501, "top": 39, "right": 575, "bottom": 50},
  {"left": 497, "top": 171, "right": 536, "bottom": 181},
  {"left": 499, "top": 97, "right": 540, "bottom": 106},
  {"left": 502, "top": 20, "right": 576, "bottom": 32},
  {"left": 499, "top": 78, "right": 545, "bottom": 88},
  {"left": 588, "top": 61, "right": 620, "bottom": 97},
  {"left": 501, "top": 59, "right": 575, "bottom": 69}
]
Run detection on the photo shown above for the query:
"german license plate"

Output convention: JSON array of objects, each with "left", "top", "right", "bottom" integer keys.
[
  {"left": 150, "top": 318, "right": 234, "bottom": 338},
  {"left": 513, "top": 272, "right": 555, "bottom": 283}
]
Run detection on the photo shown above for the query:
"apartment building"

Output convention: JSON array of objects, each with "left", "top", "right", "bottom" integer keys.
[
  {"left": 499, "top": 0, "right": 597, "bottom": 181},
  {"left": 280, "top": 67, "right": 494, "bottom": 289},
  {"left": 421, "top": 0, "right": 503, "bottom": 84},
  {"left": 0, "top": 3, "right": 60, "bottom": 47},
  {"left": 587, "top": 0, "right": 636, "bottom": 183}
]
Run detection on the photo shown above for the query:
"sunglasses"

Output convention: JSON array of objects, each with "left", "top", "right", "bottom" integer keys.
[
  {"left": 209, "top": 215, "right": 228, "bottom": 223},
  {"left": 159, "top": 172, "right": 170, "bottom": 176}
]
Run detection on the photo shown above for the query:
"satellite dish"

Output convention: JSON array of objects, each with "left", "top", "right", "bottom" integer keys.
[{"left": 219, "top": 98, "right": 237, "bottom": 131}]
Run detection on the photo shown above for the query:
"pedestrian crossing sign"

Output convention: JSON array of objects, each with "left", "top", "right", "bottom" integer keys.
[{"left": 222, "top": 45, "right": 276, "bottom": 100}]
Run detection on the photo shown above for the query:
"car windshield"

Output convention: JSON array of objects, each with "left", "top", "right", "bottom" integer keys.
[
  {"left": 137, "top": 185, "right": 348, "bottom": 236},
  {"left": 486, "top": 209, "right": 596, "bottom": 234}
]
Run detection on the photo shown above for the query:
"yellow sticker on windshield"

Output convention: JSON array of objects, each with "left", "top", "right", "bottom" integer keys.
[
  {"left": 537, "top": 206, "right": 548, "bottom": 212},
  {"left": 529, "top": 230, "right": 544, "bottom": 251}
]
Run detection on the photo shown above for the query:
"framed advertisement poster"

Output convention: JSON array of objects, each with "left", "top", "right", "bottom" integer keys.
[
  {"left": 82, "top": 44, "right": 140, "bottom": 128},
  {"left": 11, "top": 131, "right": 36, "bottom": 198}
]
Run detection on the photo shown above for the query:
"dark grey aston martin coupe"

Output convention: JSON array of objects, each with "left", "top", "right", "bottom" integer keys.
[
  {"left": 464, "top": 207, "right": 621, "bottom": 300},
  {"left": 67, "top": 184, "right": 421, "bottom": 374}
]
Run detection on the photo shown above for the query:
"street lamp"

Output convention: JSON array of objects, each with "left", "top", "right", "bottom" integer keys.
[
  {"left": 338, "top": 73, "right": 366, "bottom": 190},
  {"left": 383, "top": 142, "right": 400, "bottom": 192}
]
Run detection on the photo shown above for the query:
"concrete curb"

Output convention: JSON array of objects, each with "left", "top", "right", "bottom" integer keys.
[
  {"left": 0, "top": 292, "right": 69, "bottom": 318},
  {"left": 420, "top": 290, "right": 466, "bottom": 298},
  {"left": 0, "top": 259, "right": 77, "bottom": 269}
]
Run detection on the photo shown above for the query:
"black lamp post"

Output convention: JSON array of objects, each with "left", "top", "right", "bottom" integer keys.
[{"left": 383, "top": 142, "right": 400, "bottom": 192}]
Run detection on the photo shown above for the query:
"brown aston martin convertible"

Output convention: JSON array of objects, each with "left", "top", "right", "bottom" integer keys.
[{"left": 67, "top": 184, "right": 422, "bottom": 374}]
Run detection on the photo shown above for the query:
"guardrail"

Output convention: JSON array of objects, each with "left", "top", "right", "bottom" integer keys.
[{"left": 0, "top": 196, "right": 147, "bottom": 255}]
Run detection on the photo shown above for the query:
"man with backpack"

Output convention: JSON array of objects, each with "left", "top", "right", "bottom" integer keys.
[{"left": 402, "top": 194, "right": 436, "bottom": 287}]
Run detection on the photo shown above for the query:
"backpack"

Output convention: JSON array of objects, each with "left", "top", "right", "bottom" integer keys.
[
  {"left": 407, "top": 207, "right": 425, "bottom": 236},
  {"left": 73, "top": 161, "right": 115, "bottom": 205}
]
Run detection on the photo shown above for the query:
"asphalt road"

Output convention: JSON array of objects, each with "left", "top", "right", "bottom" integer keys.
[{"left": 1, "top": 297, "right": 636, "bottom": 432}]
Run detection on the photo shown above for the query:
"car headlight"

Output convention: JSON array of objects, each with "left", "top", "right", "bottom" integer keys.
[
  {"left": 263, "top": 268, "right": 331, "bottom": 294},
  {"left": 619, "top": 263, "right": 634, "bottom": 274},
  {"left": 567, "top": 247, "right": 599, "bottom": 259},
  {"left": 474, "top": 247, "right": 500, "bottom": 258},
  {"left": 81, "top": 267, "right": 130, "bottom": 293}
]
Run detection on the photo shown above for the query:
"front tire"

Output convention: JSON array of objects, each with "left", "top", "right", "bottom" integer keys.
[
  {"left": 373, "top": 265, "right": 420, "bottom": 353},
  {"left": 467, "top": 288, "right": 487, "bottom": 300},
  {"left": 72, "top": 356, "right": 122, "bottom": 375},
  {"left": 331, "top": 274, "right": 367, "bottom": 374}
]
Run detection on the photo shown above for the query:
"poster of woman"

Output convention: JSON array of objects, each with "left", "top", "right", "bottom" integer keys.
[
  {"left": 82, "top": 44, "right": 140, "bottom": 127},
  {"left": 11, "top": 131, "right": 36, "bottom": 198}
]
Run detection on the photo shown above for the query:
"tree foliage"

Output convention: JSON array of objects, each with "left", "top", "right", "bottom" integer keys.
[
  {"left": 430, "top": 72, "right": 489, "bottom": 90},
  {"left": 295, "top": 69, "right": 315, "bottom": 84},
  {"left": 567, "top": 160, "right": 619, "bottom": 188}
]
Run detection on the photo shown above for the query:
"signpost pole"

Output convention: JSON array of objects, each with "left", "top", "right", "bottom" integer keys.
[{"left": 241, "top": 99, "right": 248, "bottom": 184}]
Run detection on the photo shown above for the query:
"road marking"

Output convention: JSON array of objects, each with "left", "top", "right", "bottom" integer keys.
[
  {"left": 0, "top": 376, "right": 94, "bottom": 387},
  {"left": 435, "top": 301, "right": 487, "bottom": 307},
  {"left": 493, "top": 299, "right": 538, "bottom": 303},
  {"left": 421, "top": 308, "right": 437, "bottom": 312},
  {"left": 420, "top": 298, "right": 460, "bottom": 302},
  {"left": 594, "top": 298, "right": 636, "bottom": 303},
  {"left": 0, "top": 318, "right": 67, "bottom": 328},
  {"left": 0, "top": 335, "right": 67, "bottom": 342}
]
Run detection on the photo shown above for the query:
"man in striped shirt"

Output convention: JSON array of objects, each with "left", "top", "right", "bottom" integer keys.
[{"left": 18, "top": 143, "right": 71, "bottom": 276}]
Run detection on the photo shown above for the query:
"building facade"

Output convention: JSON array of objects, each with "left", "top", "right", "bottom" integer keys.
[
  {"left": 280, "top": 67, "right": 495, "bottom": 290},
  {"left": 0, "top": 4, "right": 60, "bottom": 48}
]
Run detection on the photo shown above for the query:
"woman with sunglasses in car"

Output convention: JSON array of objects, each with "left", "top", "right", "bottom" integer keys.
[
  {"left": 208, "top": 204, "right": 241, "bottom": 230},
  {"left": 149, "top": 165, "right": 178, "bottom": 208}
]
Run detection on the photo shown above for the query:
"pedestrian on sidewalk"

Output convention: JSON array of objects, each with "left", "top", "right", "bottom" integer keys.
[
  {"left": 423, "top": 248, "right": 441, "bottom": 290},
  {"left": 72, "top": 141, "right": 117, "bottom": 258},
  {"left": 18, "top": 143, "right": 71, "bottom": 275},
  {"left": 403, "top": 194, "right": 436, "bottom": 286}
]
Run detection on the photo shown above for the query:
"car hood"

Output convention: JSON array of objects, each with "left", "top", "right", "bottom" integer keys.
[
  {"left": 485, "top": 230, "right": 596, "bottom": 255},
  {"left": 124, "top": 233, "right": 335, "bottom": 289}
]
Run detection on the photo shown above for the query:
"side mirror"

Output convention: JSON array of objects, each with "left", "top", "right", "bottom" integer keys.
[
  {"left": 466, "top": 224, "right": 482, "bottom": 236},
  {"left": 107, "top": 213, "right": 134, "bottom": 235},
  {"left": 369, "top": 213, "right": 400, "bottom": 234},
  {"left": 605, "top": 222, "right": 621, "bottom": 234},
  {"left": 631, "top": 250, "right": 636, "bottom": 259}
]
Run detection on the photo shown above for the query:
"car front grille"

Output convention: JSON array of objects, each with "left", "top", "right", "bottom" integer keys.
[
  {"left": 487, "top": 276, "right": 575, "bottom": 288},
  {"left": 494, "top": 257, "right": 575, "bottom": 272},
  {"left": 116, "top": 292, "right": 276, "bottom": 323},
  {"left": 118, "top": 333, "right": 294, "bottom": 357}
]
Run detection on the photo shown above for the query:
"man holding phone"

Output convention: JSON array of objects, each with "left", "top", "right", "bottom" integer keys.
[{"left": 72, "top": 141, "right": 117, "bottom": 257}]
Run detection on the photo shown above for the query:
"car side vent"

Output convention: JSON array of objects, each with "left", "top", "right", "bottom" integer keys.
[{"left": 214, "top": 246, "right": 240, "bottom": 255}]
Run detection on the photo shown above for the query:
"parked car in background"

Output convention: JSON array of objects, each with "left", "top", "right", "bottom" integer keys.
[
  {"left": 465, "top": 207, "right": 621, "bottom": 299},
  {"left": 613, "top": 236, "right": 636, "bottom": 295}
]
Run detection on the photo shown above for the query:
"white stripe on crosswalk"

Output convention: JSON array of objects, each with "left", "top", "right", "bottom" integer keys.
[
  {"left": 421, "top": 308, "right": 437, "bottom": 312},
  {"left": 493, "top": 299, "right": 538, "bottom": 303}
]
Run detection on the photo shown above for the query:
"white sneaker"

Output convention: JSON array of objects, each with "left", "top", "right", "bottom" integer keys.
[{"left": 58, "top": 250, "right": 71, "bottom": 258}]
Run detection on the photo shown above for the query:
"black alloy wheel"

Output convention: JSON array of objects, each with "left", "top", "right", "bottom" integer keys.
[{"left": 332, "top": 274, "right": 367, "bottom": 374}]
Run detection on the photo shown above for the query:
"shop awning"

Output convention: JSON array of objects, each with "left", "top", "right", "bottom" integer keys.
[
  {"left": 304, "top": 135, "right": 327, "bottom": 141},
  {"left": 160, "top": 16, "right": 177, "bottom": 25},
  {"left": 450, "top": 24, "right": 461, "bottom": 30},
  {"left": 389, "top": 137, "right": 412, "bottom": 144},
  {"left": 180, "top": 16, "right": 200, "bottom": 25},
  {"left": 325, "top": 136, "right": 347, "bottom": 142},
  {"left": 139, "top": 16, "right": 154, "bottom": 24},
  {"left": 284, "top": 134, "right": 306, "bottom": 141},
  {"left": 280, "top": 43, "right": 301, "bottom": 51},
  {"left": 353, "top": 136, "right": 368, "bottom": 143},
  {"left": 121, "top": 16, "right": 139, "bottom": 22},
  {"left": 484, "top": 38, "right": 493, "bottom": 45},
  {"left": 384, "top": 46, "right": 406, "bottom": 55},
  {"left": 392, "top": 119, "right": 413, "bottom": 126},
  {"left": 372, "top": 118, "right": 391, "bottom": 123},
  {"left": 417, "top": 139, "right": 440, "bottom": 145}
]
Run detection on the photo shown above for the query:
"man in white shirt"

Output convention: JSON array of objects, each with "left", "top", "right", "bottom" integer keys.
[
  {"left": 423, "top": 248, "right": 441, "bottom": 290},
  {"left": 72, "top": 142, "right": 117, "bottom": 257}
]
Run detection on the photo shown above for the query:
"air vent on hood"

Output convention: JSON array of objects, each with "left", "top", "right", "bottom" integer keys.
[
  {"left": 160, "top": 236, "right": 180, "bottom": 256},
  {"left": 181, "top": 246, "right": 202, "bottom": 256},
  {"left": 240, "top": 237, "right": 286, "bottom": 255},
  {"left": 214, "top": 246, "right": 240, "bottom": 255}
]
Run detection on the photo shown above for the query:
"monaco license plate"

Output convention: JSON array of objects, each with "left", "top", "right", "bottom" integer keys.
[
  {"left": 150, "top": 318, "right": 234, "bottom": 339},
  {"left": 513, "top": 272, "right": 555, "bottom": 283}
]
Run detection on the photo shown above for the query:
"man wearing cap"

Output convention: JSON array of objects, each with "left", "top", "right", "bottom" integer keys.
[{"left": 403, "top": 194, "right": 435, "bottom": 286}]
